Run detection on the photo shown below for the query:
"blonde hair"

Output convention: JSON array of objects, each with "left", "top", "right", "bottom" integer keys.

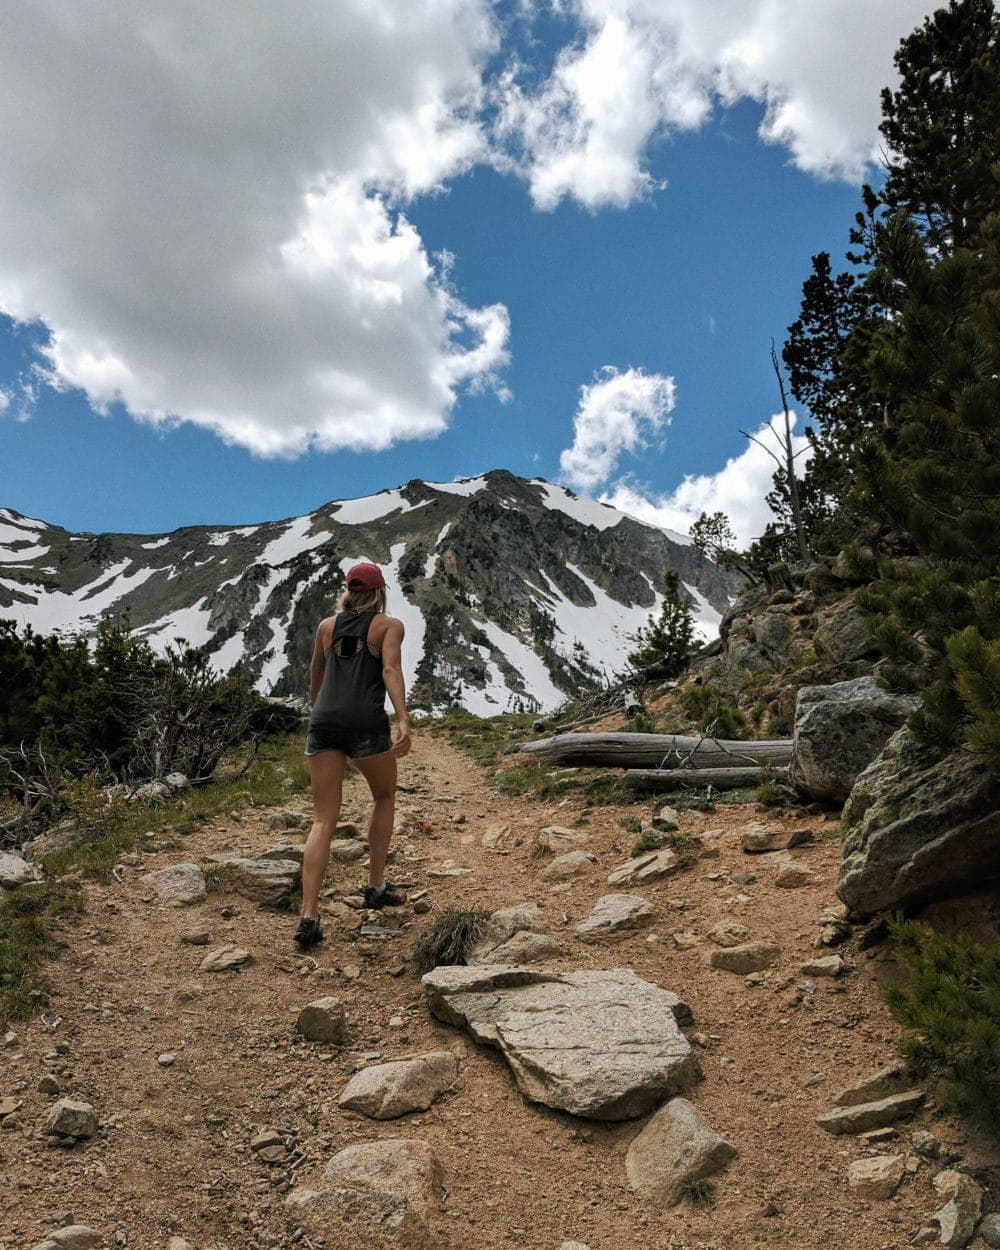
[{"left": 337, "top": 586, "right": 387, "bottom": 615}]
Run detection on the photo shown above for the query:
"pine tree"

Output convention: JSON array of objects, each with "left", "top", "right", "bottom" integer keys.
[
  {"left": 880, "top": 0, "right": 1000, "bottom": 252},
  {"left": 627, "top": 572, "right": 695, "bottom": 678}
]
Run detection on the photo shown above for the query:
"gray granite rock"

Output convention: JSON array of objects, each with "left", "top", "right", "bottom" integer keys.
[
  {"left": 0, "top": 851, "right": 42, "bottom": 889},
  {"left": 575, "top": 894, "right": 654, "bottom": 942},
  {"left": 816, "top": 1090, "right": 924, "bottom": 1135},
  {"left": 422, "top": 966, "right": 697, "bottom": 1120},
  {"left": 607, "top": 849, "right": 680, "bottom": 888},
  {"left": 338, "top": 1052, "right": 458, "bottom": 1119},
  {"left": 141, "top": 862, "right": 207, "bottom": 906},
  {"left": 791, "top": 676, "right": 919, "bottom": 802},
  {"left": 205, "top": 854, "right": 301, "bottom": 908},
  {"left": 296, "top": 997, "right": 347, "bottom": 1045},
  {"left": 839, "top": 727, "right": 1000, "bottom": 915},
  {"left": 625, "top": 1097, "right": 736, "bottom": 1203},
  {"left": 286, "top": 1138, "right": 442, "bottom": 1244}
]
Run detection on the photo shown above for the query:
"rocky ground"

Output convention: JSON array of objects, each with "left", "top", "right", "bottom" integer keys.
[{"left": 1, "top": 730, "right": 997, "bottom": 1250}]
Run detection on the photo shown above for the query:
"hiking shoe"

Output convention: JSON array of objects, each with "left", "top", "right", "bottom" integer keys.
[
  {"left": 363, "top": 883, "right": 407, "bottom": 909},
  {"left": 294, "top": 916, "right": 323, "bottom": 948}
]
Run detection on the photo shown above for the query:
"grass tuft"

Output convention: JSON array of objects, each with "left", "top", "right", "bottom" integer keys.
[
  {"left": 412, "top": 909, "right": 491, "bottom": 975},
  {"left": 679, "top": 1178, "right": 716, "bottom": 1206}
]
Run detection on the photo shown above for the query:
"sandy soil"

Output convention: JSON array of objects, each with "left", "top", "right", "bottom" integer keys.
[{"left": 0, "top": 730, "right": 992, "bottom": 1250}]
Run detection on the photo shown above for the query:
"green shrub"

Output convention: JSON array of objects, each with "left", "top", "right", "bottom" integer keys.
[
  {"left": 678, "top": 685, "right": 747, "bottom": 739},
  {"left": 412, "top": 909, "right": 490, "bottom": 975},
  {"left": 882, "top": 918, "right": 1000, "bottom": 1135},
  {"left": 630, "top": 834, "right": 664, "bottom": 857},
  {"left": 619, "top": 815, "right": 643, "bottom": 834}
]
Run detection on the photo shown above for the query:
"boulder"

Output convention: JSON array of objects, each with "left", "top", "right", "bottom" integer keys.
[
  {"left": 47, "top": 1230, "right": 102, "bottom": 1250},
  {"left": 296, "top": 997, "right": 347, "bottom": 1045},
  {"left": 773, "top": 860, "right": 816, "bottom": 889},
  {"left": 607, "top": 849, "right": 681, "bottom": 888},
  {"left": 286, "top": 1138, "right": 442, "bottom": 1245},
  {"left": 575, "top": 894, "right": 655, "bottom": 942},
  {"left": 0, "top": 851, "right": 42, "bottom": 889},
  {"left": 543, "top": 851, "right": 594, "bottom": 882},
  {"left": 473, "top": 931, "right": 563, "bottom": 965},
  {"left": 839, "top": 727, "right": 1000, "bottom": 915},
  {"left": 205, "top": 854, "right": 301, "bottom": 908},
  {"left": 790, "top": 677, "right": 919, "bottom": 802},
  {"left": 44, "top": 1098, "right": 98, "bottom": 1140},
  {"left": 813, "top": 606, "right": 877, "bottom": 663},
  {"left": 847, "top": 1154, "right": 905, "bottom": 1200},
  {"left": 932, "top": 1173, "right": 982, "bottom": 1249},
  {"left": 422, "top": 966, "right": 697, "bottom": 1120},
  {"left": 329, "top": 838, "right": 368, "bottom": 864},
  {"left": 740, "top": 824, "right": 812, "bottom": 853},
  {"left": 535, "top": 825, "right": 587, "bottom": 855},
  {"left": 709, "top": 942, "right": 777, "bottom": 974},
  {"left": 625, "top": 1097, "right": 736, "bottom": 1204},
  {"left": 140, "top": 863, "right": 207, "bottom": 906},
  {"left": 800, "top": 954, "right": 843, "bottom": 977},
  {"left": 816, "top": 1090, "right": 924, "bottom": 1135},
  {"left": 466, "top": 903, "right": 547, "bottom": 964},
  {"left": 338, "top": 1052, "right": 458, "bottom": 1119}
]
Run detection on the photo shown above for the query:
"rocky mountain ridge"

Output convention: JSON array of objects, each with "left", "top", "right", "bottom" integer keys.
[{"left": 0, "top": 471, "right": 737, "bottom": 714}]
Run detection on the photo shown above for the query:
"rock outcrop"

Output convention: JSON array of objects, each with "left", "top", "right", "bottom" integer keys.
[{"left": 838, "top": 727, "right": 1000, "bottom": 914}]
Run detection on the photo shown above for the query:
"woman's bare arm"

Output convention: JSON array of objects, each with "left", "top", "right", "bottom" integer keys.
[{"left": 380, "top": 618, "right": 411, "bottom": 757}]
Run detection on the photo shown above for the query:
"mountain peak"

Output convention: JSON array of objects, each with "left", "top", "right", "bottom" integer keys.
[{"left": 1, "top": 472, "right": 732, "bottom": 713}]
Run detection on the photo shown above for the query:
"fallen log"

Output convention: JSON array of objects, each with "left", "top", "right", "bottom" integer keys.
[
  {"left": 624, "top": 766, "right": 790, "bottom": 792},
  {"left": 518, "top": 732, "right": 793, "bottom": 770}
]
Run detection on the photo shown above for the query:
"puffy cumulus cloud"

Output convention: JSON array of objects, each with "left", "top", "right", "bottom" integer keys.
[
  {"left": 559, "top": 366, "right": 676, "bottom": 491},
  {"left": 601, "top": 412, "right": 813, "bottom": 546},
  {"left": 497, "top": 0, "right": 932, "bottom": 209},
  {"left": 0, "top": 0, "right": 507, "bottom": 456}
]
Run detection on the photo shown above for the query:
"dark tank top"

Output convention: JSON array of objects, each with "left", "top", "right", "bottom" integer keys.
[{"left": 309, "top": 611, "right": 389, "bottom": 734}]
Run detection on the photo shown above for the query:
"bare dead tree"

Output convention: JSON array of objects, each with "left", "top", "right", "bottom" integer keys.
[
  {"left": 739, "top": 342, "right": 812, "bottom": 563},
  {"left": 0, "top": 740, "right": 63, "bottom": 847}
]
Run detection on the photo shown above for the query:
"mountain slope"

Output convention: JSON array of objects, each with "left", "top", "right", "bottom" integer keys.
[{"left": 0, "top": 471, "right": 738, "bottom": 713}]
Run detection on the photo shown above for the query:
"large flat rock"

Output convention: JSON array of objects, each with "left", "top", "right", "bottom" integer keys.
[
  {"left": 422, "top": 966, "right": 698, "bottom": 1121},
  {"left": 205, "top": 854, "right": 300, "bottom": 908}
]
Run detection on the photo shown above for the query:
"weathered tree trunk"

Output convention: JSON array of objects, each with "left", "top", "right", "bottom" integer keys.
[
  {"left": 624, "top": 766, "right": 789, "bottom": 791},
  {"left": 518, "top": 732, "right": 793, "bottom": 769}
]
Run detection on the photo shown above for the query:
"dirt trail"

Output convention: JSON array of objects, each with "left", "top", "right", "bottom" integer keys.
[{"left": 0, "top": 731, "right": 981, "bottom": 1249}]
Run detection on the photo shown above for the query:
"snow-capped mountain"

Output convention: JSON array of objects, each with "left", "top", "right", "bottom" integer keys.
[{"left": 0, "top": 471, "right": 739, "bottom": 714}]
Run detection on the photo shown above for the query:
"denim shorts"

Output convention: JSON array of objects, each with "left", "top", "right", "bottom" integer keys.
[{"left": 304, "top": 724, "right": 392, "bottom": 759}]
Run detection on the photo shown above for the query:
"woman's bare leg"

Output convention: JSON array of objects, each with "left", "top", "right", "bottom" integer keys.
[
  {"left": 300, "top": 749, "right": 346, "bottom": 918},
  {"left": 353, "top": 750, "right": 398, "bottom": 889}
]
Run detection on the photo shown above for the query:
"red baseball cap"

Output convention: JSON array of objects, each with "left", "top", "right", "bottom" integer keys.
[{"left": 345, "top": 562, "right": 386, "bottom": 590}]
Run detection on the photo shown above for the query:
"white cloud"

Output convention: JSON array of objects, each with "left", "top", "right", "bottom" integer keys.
[
  {"left": 559, "top": 366, "right": 676, "bottom": 491},
  {"left": 601, "top": 412, "right": 813, "bottom": 546},
  {"left": 0, "top": 0, "right": 507, "bottom": 457},
  {"left": 497, "top": 0, "right": 932, "bottom": 209}
]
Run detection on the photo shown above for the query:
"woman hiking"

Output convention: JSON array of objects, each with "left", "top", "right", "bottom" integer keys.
[{"left": 294, "top": 561, "right": 411, "bottom": 949}]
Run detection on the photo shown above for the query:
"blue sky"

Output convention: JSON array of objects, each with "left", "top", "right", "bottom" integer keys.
[{"left": 0, "top": 2, "right": 932, "bottom": 540}]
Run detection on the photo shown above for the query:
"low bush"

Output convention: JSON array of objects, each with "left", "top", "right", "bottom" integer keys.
[{"left": 882, "top": 917, "right": 1000, "bottom": 1135}]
